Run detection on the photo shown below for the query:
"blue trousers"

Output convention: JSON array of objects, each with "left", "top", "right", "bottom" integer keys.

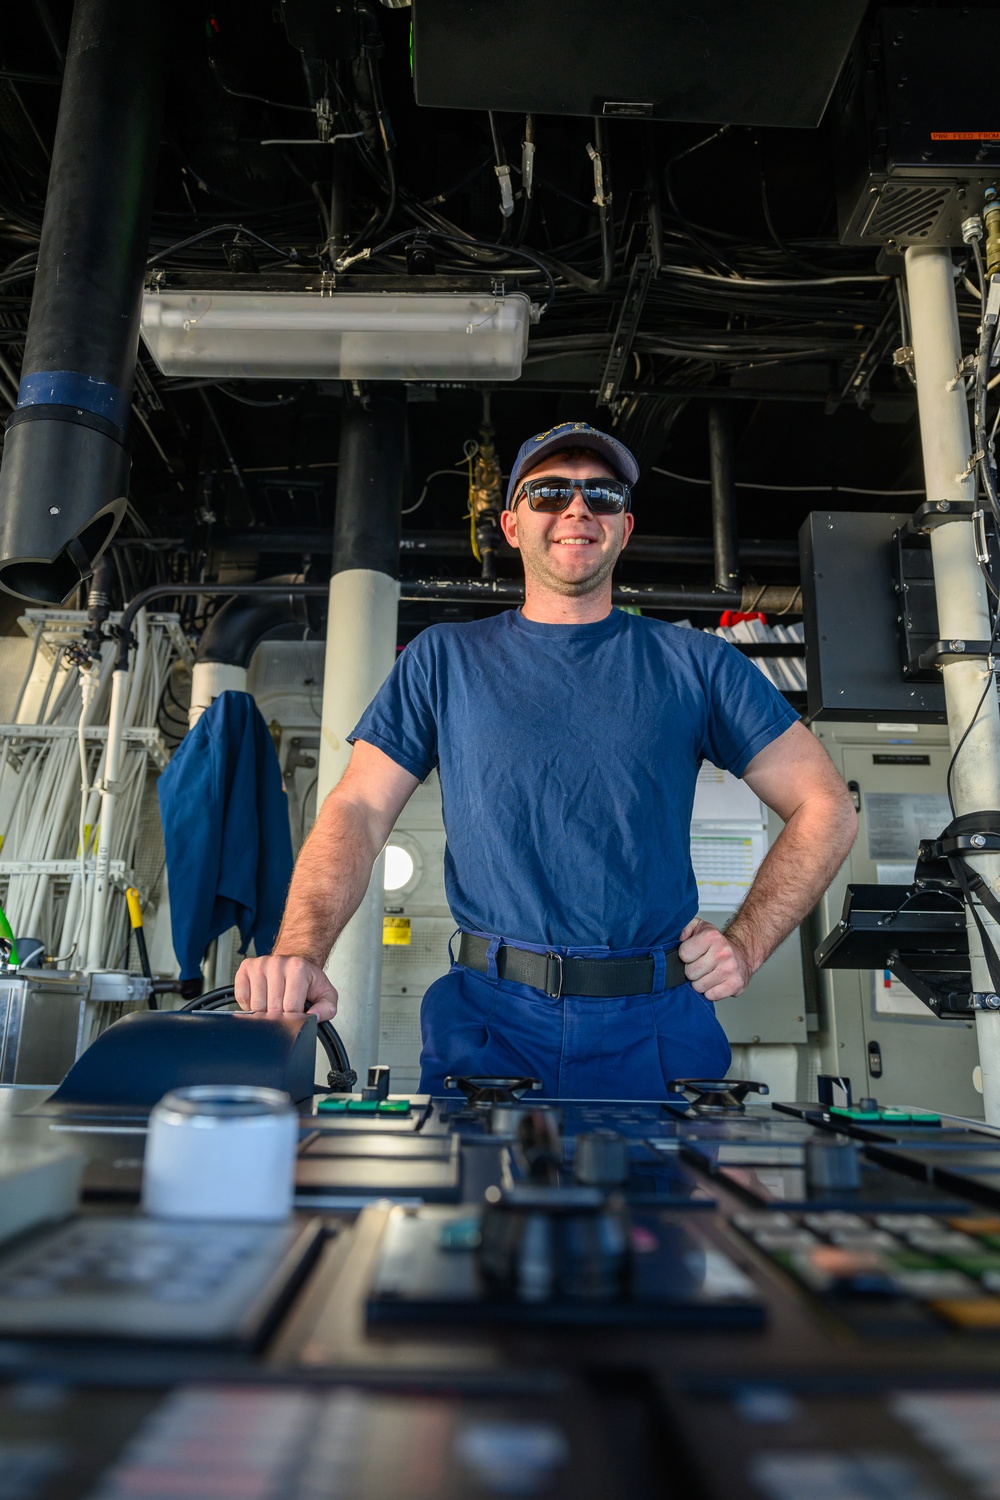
[{"left": 418, "top": 959, "right": 732, "bottom": 1100}]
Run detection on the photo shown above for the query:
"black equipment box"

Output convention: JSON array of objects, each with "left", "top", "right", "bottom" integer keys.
[
  {"left": 834, "top": 8, "right": 1000, "bottom": 249},
  {"left": 413, "top": 0, "right": 867, "bottom": 128},
  {"left": 799, "top": 511, "right": 945, "bottom": 722},
  {"left": 815, "top": 884, "right": 968, "bottom": 971}
]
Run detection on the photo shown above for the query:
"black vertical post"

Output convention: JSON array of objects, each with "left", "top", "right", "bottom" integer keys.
[
  {"left": 327, "top": 137, "right": 353, "bottom": 266},
  {"left": 0, "top": 0, "right": 166, "bottom": 604},
  {"left": 333, "top": 390, "right": 406, "bottom": 577},
  {"left": 708, "top": 403, "right": 740, "bottom": 593}
]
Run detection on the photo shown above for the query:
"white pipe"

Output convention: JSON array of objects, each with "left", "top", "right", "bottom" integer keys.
[
  {"left": 11, "top": 620, "right": 44, "bottom": 726},
  {"left": 906, "top": 246, "right": 1000, "bottom": 1122},
  {"left": 317, "top": 568, "right": 400, "bottom": 1084},
  {"left": 85, "top": 664, "right": 129, "bottom": 970},
  {"left": 189, "top": 661, "right": 247, "bottom": 727}
]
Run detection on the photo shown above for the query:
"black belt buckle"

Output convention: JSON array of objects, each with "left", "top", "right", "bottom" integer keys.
[{"left": 543, "top": 951, "right": 564, "bottom": 999}]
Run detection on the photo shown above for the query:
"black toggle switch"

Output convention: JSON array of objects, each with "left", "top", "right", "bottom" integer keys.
[{"left": 361, "top": 1065, "right": 391, "bottom": 1102}]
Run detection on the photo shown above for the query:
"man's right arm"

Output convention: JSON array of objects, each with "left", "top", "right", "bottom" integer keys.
[{"left": 234, "top": 741, "right": 420, "bottom": 1019}]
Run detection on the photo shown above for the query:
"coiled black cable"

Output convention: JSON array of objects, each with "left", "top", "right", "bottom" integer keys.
[{"left": 179, "top": 985, "right": 357, "bottom": 1091}]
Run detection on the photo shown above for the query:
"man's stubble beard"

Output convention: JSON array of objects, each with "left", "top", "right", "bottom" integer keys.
[{"left": 520, "top": 538, "right": 625, "bottom": 598}]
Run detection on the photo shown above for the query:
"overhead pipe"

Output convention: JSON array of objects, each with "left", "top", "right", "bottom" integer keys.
[
  {"left": 189, "top": 575, "right": 311, "bottom": 726},
  {"left": 398, "top": 579, "right": 803, "bottom": 613},
  {"left": 219, "top": 529, "right": 800, "bottom": 566},
  {"left": 114, "top": 574, "right": 803, "bottom": 674},
  {"left": 708, "top": 403, "right": 741, "bottom": 593},
  {"left": 0, "top": 0, "right": 166, "bottom": 605}
]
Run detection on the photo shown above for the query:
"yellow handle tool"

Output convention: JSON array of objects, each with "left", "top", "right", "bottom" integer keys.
[{"left": 126, "top": 887, "right": 153, "bottom": 981}]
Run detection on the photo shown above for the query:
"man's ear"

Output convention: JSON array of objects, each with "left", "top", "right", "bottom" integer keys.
[
  {"left": 500, "top": 508, "right": 521, "bottom": 550},
  {"left": 620, "top": 512, "right": 635, "bottom": 550}
]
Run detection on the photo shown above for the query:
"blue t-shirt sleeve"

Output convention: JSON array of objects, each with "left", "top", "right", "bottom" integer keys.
[
  {"left": 701, "top": 642, "right": 799, "bottom": 777},
  {"left": 347, "top": 633, "right": 439, "bottom": 781}
]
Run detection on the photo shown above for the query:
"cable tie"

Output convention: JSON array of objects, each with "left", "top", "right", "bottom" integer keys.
[
  {"left": 986, "top": 279, "right": 1000, "bottom": 327},
  {"left": 586, "top": 142, "right": 608, "bottom": 208},
  {"left": 494, "top": 163, "right": 514, "bottom": 218},
  {"left": 521, "top": 139, "right": 535, "bottom": 199},
  {"left": 333, "top": 247, "right": 371, "bottom": 272}
]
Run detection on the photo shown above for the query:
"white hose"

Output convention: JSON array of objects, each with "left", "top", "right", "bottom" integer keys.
[{"left": 0, "top": 609, "right": 186, "bottom": 970}]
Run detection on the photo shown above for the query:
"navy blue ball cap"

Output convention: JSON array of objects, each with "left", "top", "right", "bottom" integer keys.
[{"left": 504, "top": 421, "right": 640, "bottom": 507}]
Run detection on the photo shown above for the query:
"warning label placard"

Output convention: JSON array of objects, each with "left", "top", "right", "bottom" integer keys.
[{"left": 382, "top": 916, "right": 411, "bottom": 946}]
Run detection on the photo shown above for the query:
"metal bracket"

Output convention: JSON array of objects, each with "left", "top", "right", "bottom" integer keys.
[
  {"left": 916, "top": 638, "right": 994, "bottom": 670},
  {"left": 596, "top": 248, "right": 654, "bottom": 411},
  {"left": 885, "top": 953, "right": 976, "bottom": 1018},
  {"left": 910, "top": 498, "right": 976, "bottom": 532},
  {"left": 920, "top": 832, "right": 1000, "bottom": 860}
]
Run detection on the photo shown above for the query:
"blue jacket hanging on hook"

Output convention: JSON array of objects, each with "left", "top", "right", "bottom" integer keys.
[{"left": 158, "top": 690, "right": 294, "bottom": 981}]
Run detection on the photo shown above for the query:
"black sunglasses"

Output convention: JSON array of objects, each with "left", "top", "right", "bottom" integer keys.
[{"left": 511, "top": 476, "right": 632, "bottom": 514}]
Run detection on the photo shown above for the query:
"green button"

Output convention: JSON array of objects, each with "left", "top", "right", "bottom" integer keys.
[
  {"left": 908, "top": 1112, "right": 941, "bottom": 1124},
  {"left": 879, "top": 1111, "right": 912, "bottom": 1123},
  {"left": 377, "top": 1100, "right": 411, "bottom": 1115},
  {"left": 439, "top": 1218, "right": 481, "bottom": 1251},
  {"left": 890, "top": 1251, "right": 941, "bottom": 1271},
  {"left": 346, "top": 1099, "right": 379, "bottom": 1114},
  {"left": 317, "top": 1098, "right": 348, "bottom": 1113},
  {"left": 945, "top": 1255, "right": 1000, "bottom": 1277}
]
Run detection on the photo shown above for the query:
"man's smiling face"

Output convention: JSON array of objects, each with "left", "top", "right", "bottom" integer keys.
[{"left": 499, "top": 451, "right": 635, "bottom": 599}]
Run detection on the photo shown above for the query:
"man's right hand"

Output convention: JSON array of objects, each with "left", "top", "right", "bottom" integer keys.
[{"left": 233, "top": 955, "right": 339, "bottom": 1022}]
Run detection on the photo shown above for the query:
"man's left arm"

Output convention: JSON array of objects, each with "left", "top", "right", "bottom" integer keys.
[{"left": 679, "top": 722, "right": 858, "bottom": 1001}]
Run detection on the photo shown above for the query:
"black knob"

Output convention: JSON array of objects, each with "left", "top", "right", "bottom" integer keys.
[
  {"left": 805, "top": 1136, "right": 861, "bottom": 1191},
  {"left": 574, "top": 1131, "right": 630, "bottom": 1187},
  {"left": 478, "top": 1185, "right": 631, "bottom": 1302}
]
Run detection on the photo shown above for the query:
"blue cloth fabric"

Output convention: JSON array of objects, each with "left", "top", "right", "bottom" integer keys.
[
  {"left": 349, "top": 608, "right": 797, "bottom": 952},
  {"left": 418, "top": 963, "right": 731, "bottom": 1099},
  {"left": 157, "top": 690, "right": 294, "bottom": 980}
]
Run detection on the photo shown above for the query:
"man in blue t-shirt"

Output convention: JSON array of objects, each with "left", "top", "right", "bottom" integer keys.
[{"left": 235, "top": 421, "right": 857, "bottom": 1099}]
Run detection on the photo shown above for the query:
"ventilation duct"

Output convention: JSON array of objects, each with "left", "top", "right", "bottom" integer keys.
[{"left": 0, "top": 0, "right": 166, "bottom": 604}]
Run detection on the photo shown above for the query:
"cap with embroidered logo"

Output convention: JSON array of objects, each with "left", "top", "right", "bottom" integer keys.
[{"left": 505, "top": 422, "right": 640, "bottom": 508}]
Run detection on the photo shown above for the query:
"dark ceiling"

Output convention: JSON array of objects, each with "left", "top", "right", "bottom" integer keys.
[{"left": 0, "top": 0, "right": 991, "bottom": 630}]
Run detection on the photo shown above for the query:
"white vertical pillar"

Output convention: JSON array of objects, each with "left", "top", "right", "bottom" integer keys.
[
  {"left": 317, "top": 569, "right": 399, "bottom": 1082},
  {"left": 906, "top": 246, "right": 1000, "bottom": 1122},
  {"left": 316, "top": 390, "right": 405, "bottom": 1086}
]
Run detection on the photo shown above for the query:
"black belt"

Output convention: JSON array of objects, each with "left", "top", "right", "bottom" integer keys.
[{"left": 457, "top": 932, "right": 686, "bottom": 1000}]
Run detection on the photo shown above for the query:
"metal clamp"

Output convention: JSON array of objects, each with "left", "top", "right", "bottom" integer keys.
[
  {"left": 910, "top": 498, "right": 976, "bottom": 533},
  {"left": 919, "top": 832, "right": 1000, "bottom": 860},
  {"left": 544, "top": 951, "right": 564, "bottom": 999},
  {"left": 916, "top": 638, "right": 994, "bottom": 670},
  {"left": 973, "top": 993, "right": 1000, "bottom": 1010}
]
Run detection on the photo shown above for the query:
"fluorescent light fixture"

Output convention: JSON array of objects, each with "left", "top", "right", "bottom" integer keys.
[{"left": 140, "top": 289, "right": 532, "bottom": 381}]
